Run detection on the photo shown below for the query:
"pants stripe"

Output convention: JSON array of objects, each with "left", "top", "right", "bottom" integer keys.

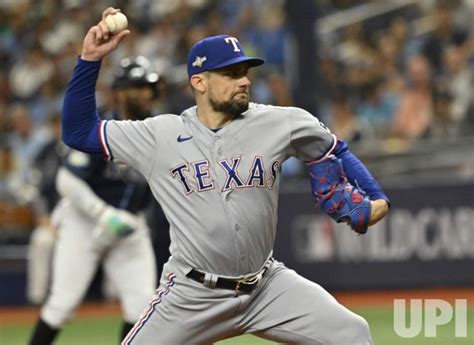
[{"left": 122, "top": 273, "right": 176, "bottom": 345}]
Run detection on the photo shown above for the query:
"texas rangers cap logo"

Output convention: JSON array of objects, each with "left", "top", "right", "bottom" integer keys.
[{"left": 187, "top": 34, "right": 264, "bottom": 78}]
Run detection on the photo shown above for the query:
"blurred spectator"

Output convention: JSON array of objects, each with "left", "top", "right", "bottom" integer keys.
[
  {"left": 29, "top": 79, "right": 63, "bottom": 127},
  {"left": 421, "top": 0, "right": 469, "bottom": 75},
  {"left": 248, "top": 4, "right": 287, "bottom": 70},
  {"left": 317, "top": 0, "right": 371, "bottom": 16},
  {"left": 440, "top": 45, "right": 474, "bottom": 125},
  {"left": 429, "top": 87, "right": 456, "bottom": 138},
  {"left": 388, "top": 17, "right": 420, "bottom": 65},
  {"left": 8, "top": 104, "right": 52, "bottom": 187},
  {"left": 317, "top": 56, "right": 343, "bottom": 119},
  {"left": 253, "top": 70, "right": 294, "bottom": 106},
  {"left": 327, "top": 88, "right": 373, "bottom": 143},
  {"left": 38, "top": 5, "right": 85, "bottom": 56},
  {"left": 148, "top": 0, "right": 209, "bottom": 21},
  {"left": 357, "top": 78, "right": 398, "bottom": 138},
  {"left": 390, "top": 55, "right": 434, "bottom": 140},
  {"left": 9, "top": 44, "right": 54, "bottom": 100},
  {"left": 453, "top": 0, "right": 474, "bottom": 35},
  {"left": 374, "top": 30, "right": 401, "bottom": 76},
  {"left": 268, "top": 72, "right": 294, "bottom": 106},
  {"left": 336, "top": 23, "right": 375, "bottom": 71}
]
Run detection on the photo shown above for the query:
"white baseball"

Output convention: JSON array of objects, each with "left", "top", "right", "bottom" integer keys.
[{"left": 104, "top": 12, "right": 128, "bottom": 34}]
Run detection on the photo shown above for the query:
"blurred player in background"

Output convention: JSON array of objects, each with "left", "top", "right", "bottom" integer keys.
[
  {"left": 28, "top": 56, "right": 163, "bottom": 345},
  {"left": 27, "top": 113, "right": 65, "bottom": 305}
]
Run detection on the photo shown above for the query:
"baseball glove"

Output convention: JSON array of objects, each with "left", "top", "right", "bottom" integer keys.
[{"left": 308, "top": 155, "right": 371, "bottom": 234}]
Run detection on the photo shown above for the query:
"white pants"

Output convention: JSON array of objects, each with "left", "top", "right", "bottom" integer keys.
[
  {"left": 123, "top": 257, "right": 371, "bottom": 345},
  {"left": 41, "top": 200, "right": 156, "bottom": 327}
]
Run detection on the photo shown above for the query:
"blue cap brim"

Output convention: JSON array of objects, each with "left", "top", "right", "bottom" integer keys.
[{"left": 207, "top": 56, "right": 264, "bottom": 71}]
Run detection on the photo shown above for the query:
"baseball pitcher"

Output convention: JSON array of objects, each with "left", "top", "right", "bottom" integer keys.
[{"left": 59, "top": 8, "right": 390, "bottom": 345}]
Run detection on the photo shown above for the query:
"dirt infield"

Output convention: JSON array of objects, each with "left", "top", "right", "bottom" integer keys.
[{"left": 2, "top": 287, "right": 474, "bottom": 326}]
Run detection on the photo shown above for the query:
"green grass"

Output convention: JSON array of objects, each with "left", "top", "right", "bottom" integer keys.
[
  {"left": 0, "top": 316, "right": 119, "bottom": 345},
  {"left": 2, "top": 307, "right": 474, "bottom": 344}
]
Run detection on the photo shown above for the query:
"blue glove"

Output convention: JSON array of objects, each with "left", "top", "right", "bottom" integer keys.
[{"left": 308, "top": 156, "right": 371, "bottom": 234}]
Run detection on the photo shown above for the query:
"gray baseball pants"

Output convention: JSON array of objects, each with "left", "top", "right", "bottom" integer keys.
[{"left": 122, "top": 257, "right": 372, "bottom": 345}]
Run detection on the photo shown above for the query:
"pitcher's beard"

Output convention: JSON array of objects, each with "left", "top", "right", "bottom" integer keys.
[{"left": 209, "top": 97, "right": 249, "bottom": 118}]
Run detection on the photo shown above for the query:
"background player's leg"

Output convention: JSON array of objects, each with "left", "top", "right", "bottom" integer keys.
[
  {"left": 241, "top": 261, "right": 372, "bottom": 345},
  {"left": 103, "top": 219, "right": 156, "bottom": 339},
  {"left": 28, "top": 319, "right": 58, "bottom": 345},
  {"left": 29, "top": 203, "right": 101, "bottom": 344},
  {"left": 27, "top": 224, "right": 56, "bottom": 305},
  {"left": 120, "top": 322, "right": 135, "bottom": 342}
]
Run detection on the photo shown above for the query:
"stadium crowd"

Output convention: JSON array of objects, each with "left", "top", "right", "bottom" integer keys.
[{"left": 0, "top": 0, "right": 473, "bottom": 219}]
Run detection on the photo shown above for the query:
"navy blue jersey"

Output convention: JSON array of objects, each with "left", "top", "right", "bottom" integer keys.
[
  {"left": 62, "top": 108, "right": 151, "bottom": 213},
  {"left": 63, "top": 149, "right": 151, "bottom": 213}
]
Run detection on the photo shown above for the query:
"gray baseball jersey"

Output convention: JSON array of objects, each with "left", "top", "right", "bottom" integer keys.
[
  {"left": 102, "top": 103, "right": 335, "bottom": 276},
  {"left": 102, "top": 103, "right": 372, "bottom": 344}
]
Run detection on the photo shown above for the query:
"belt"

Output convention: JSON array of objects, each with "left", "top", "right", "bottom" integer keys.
[{"left": 186, "top": 261, "right": 272, "bottom": 294}]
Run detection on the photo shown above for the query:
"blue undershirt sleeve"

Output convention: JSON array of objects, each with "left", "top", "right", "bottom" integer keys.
[
  {"left": 61, "top": 58, "right": 103, "bottom": 154},
  {"left": 333, "top": 139, "right": 390, "bottom": 203}
]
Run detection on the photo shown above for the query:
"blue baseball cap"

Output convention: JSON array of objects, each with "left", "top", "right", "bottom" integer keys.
[{"left": 187, "top": 34, "right": 264, "bottom": 78}]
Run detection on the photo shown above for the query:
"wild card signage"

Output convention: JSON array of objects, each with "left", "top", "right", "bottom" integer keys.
[{"left": 274, "top": 182, "right": 474, "bottom": 289}]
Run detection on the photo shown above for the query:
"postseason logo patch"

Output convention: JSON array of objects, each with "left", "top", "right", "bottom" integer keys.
[{"left": 318, "top": 120, "right": 331, "bottom": 134}]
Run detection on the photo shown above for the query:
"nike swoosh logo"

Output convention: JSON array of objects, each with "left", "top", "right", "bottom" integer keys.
[{"left": 177, "top": 135, "right": 193, "bottom": 142}]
